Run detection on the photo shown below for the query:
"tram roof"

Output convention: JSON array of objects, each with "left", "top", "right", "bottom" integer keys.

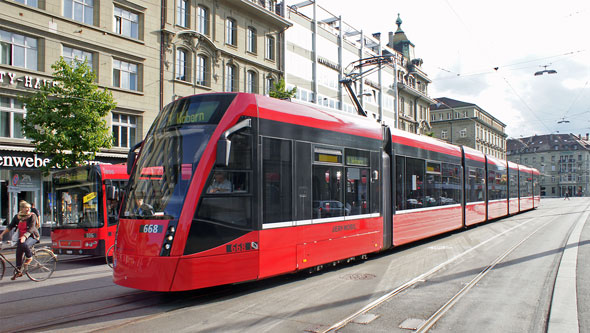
[
  {"left": 390, "top": 127, "right": 462, "bottom": 157},
  {"left": 250, "top": 94, "right": 383, "bottom": 140}
]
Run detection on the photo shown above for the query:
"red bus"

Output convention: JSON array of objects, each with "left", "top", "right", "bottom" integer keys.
[
  {"left": 51, "top": 164, "right": 128, "bottom": 256},
  {"left": 113, "top": 93, "right": 538, "bottom": 291}
]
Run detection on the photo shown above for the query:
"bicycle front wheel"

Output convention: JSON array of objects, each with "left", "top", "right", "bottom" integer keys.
[
  {"left": 0, "top": 259, "right": 5, "bottom": 280},
  {"left": 26, "top": 249, "right": 57, "bottom": 282}
]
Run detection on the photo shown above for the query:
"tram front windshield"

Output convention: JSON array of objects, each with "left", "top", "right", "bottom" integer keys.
[
  {"left": 122, "top": 94, "right": 237, "bottom": 220},
  {"left": 53, "top": 167, "right": 102, "bottom": 229}
]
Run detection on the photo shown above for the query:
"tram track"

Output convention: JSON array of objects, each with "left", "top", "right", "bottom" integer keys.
[
  {"left": 321, "top": 201, "right": 587, "bottom": 332},
  {"left": 3, "top": 285, "right": 238, "bottom": 333}
]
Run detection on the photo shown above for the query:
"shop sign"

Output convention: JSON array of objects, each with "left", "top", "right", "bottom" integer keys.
[
  {"left": 0, "top": 71, "right": 57, "bottom": 90},
  {"left": 9, "top": 171, "right": 38, "bottom": 192},
  {"left": 0, "top": 153, "right": 50, "bottom": 168}
]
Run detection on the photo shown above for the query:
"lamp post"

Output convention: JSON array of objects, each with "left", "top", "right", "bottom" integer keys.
[{"left": 534, "top": 65, "right": 557, "bottom": 76}]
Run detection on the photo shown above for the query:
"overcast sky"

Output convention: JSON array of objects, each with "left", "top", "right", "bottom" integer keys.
[{"left": 286, "top": 0, "right": 590, "bottom": 138}]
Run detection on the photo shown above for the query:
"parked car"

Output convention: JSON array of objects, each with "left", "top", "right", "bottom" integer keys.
[{"left": 313, "top": 200, "right": 350, "bottom": 218}]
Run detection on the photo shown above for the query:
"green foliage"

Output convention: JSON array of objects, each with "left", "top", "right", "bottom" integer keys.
[
  {"left": 269, "top": 79, "right": 297, "bottom": 99},
  {"left": 21, "top": 57, "right": 117, "bottom": 174}
]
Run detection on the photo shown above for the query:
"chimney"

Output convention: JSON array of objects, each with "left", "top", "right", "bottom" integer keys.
[{"left": 586, "top": 133, "right": 589, "bottom": 140}]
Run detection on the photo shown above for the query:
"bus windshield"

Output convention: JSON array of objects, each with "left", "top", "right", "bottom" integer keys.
[
  {"left": 54, "top": 167, "right": 102, "bottom": 229},
  {"left": 122, "top": 94, "right": 237, "bottom": 220}
]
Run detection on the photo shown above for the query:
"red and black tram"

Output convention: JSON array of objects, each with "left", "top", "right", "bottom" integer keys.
[
  {"left": 52, "top": 164, "right": 128, "bottom": 256},
  {"left": 113, "top": 93, "right": 539, "bottom": 291}
]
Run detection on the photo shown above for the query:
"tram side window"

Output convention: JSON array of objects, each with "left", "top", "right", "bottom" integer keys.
[
  {"left": 489, "top": 169, "right": 507, "bottom": 200},
  {"left": 405, "top": 157, "right": 425, "bottom": 209},
  {"left": 196, "top": 131, "right": 252, "bottom": 227},
  {"left": 107, "top": 180, "right": 128, "bottom": 226},
  {"left": 425, "top": 162, "right": 441, "bottom": 207},
  {"left": 395, "top": 156, "right": 405, "bottom": 210},
  {"left": 345, "top": 149, "right": 370, "bottom": 216},
  {"left": 441, "top": 163, "right": 461, "bottom": 205},
  {"left": 489, "top": 170, "right": 498, "bottom": 200},
  {"left": 263, "top": 137, "right": 292, "bottom": 223},
  {"left": 313, "top": 148, "right": 344, "bottom": 219},
  {"left": 466, "top": 167, "right": 485, "bottom": 203},
  {"left": 509, "top": 174, "right": 518, "bottom": 199}
]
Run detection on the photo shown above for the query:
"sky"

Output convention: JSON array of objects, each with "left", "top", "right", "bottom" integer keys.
[{"left": 286, "top": 0, "right": 590, "bottom": 138}]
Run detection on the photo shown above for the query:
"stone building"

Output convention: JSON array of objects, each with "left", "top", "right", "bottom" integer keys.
[
  {"left": 0, "top": 0, "right": 289, "bottom": 225},
  {"left": 507, "top": 133, "right": 590, "bottom": 197},
  {"left": 430, "top": 97, "right": 507, "bottom": 159},
  {"left": 283, "top": 2, "right": 433, "bottom": 134},
  {"left": 0, "top": 0, "right": 162, "bottom": 223},
  {"left": 161, "top": 0, "right": 290, "bottom": 105}
]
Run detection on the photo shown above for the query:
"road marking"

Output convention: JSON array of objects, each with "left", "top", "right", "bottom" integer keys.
[{"left": 320, "top": 214, "right": 542, "bottom": 332}]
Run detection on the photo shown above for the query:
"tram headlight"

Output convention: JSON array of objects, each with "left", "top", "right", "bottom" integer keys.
[{"left": 160, "top": 221, "right": 178, "bottom": 257}]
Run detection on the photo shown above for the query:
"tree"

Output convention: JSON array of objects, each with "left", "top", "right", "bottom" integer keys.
[
  {"left": 269, "top": 78, "right": 297, "bottom": 99},
  {"left": 21, "top": 57, "right": 116, "bottom": 174}
]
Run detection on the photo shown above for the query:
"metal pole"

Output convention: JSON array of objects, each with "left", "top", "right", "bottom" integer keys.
[
  {"left": 359, "top": 30, "right": 364, "bottom": 109},
  {"left": 312, "top": 0, "right": 318, "bottom": 104},
  {"left": 338, "top": 15, "right": 343, "bottom": 110},
  {"left": 393, "top": 59, "right": 398, "bottom": 129},
  {"left": 378, "top": 39, "right": 383, "bottom": 123}
]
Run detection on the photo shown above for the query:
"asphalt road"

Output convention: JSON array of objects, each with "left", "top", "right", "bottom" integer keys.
[{"left": 0, "top": 197, "right": 587, "bottom": 333}]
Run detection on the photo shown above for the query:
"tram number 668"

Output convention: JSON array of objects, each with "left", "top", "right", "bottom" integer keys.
[{"left": 139, "top": 224, "right": 163, "bottom": 234}]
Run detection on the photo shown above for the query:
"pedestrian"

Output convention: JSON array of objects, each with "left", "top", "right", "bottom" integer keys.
[
  {"left": 564, "top": 191, "right": 570, "bottom": 200},
  {"left": 0, "top": 200, "right": 40, "bottom": 279},
  {"left": 31, "top": 202, "right": 40, "bottom": 220}
]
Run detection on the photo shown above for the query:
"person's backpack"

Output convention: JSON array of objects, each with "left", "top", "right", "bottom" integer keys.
[{"left": 32, "top": 208, "right": 41, "bottom": 230}]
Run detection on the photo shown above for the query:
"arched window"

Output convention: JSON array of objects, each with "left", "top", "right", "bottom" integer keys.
[
  {"left": 247, "top": 70, "right": 258, "bottom": 93},
  {"left": 247, "top": 27, "right": 257, "bottom": 53},
  {"left": 176, "top": 48, "right": 188, "bottom": 81},
  {"left": 197, "top": 5, "right": 209, "bottom": 35},
  {"left": 196, "top": 54, "right": 208, "bottom": 86},
  {"left": 265, "top": 76, "right": 275, "bottom": 95},
  {"left": 226, "top": 18, "right": 237, "bottom": 46},
  {"left": 177, "top": 0, "right": 189, "bottom": 28},
  {"left": 225, "top": 64, "right": 237, "bottom": 92},
  {"left": 265, "top": 35, "right": 275, "bottom": 60}
]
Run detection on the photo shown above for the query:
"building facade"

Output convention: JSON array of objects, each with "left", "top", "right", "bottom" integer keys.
[
  {"left": 283, "top": 2, "right": 433, "bottom": 134},
  {"left": 430, "top": 97, "right": 507, "bottom": 159},
  {"left": 507, "top": 133, "right": 590, "bottom": 197},
  {"left": 0, "top": 0, "right": 162, "bottom": 224},
  {"left": 0, "top": 0, "right": 437, "bottom": 224},
  {"left": 161, "top": 0, "right": 290, "bottom": 105}
]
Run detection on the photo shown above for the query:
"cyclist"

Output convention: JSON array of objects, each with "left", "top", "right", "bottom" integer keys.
[{"left": 0, "top": 200, "right": 40, "bottom": 280}]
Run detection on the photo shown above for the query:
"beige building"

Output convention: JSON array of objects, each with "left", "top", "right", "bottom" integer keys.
[
  {"left": 161, "top": 0, "right": 290, "bottom": 105},
  {"left": 508, "top": 133, "right": 590, "bottom": 197},
  {"left": 430, "top": 97, "right": 507, "bottom": 159},
  {"left": 387, "top": 14, "right": 434, "bottom": 134},
  {"left": 0, "top": 0, "right": 162, "bottom": 223},
  {"left": 283, "top": 2, "right": 433, "bottom": 134}
]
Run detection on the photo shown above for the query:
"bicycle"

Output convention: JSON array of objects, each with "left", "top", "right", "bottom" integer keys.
[{"left": 0, "top": 243, "right": 58, "bottom": 282}]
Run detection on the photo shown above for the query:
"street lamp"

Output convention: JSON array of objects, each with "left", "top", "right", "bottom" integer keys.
[
  {"left": 534, "top": 65, "right": 557, "bottom": 76},
  {"left": 557, "top": 117, "right": 570, "bottom": 124}
]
